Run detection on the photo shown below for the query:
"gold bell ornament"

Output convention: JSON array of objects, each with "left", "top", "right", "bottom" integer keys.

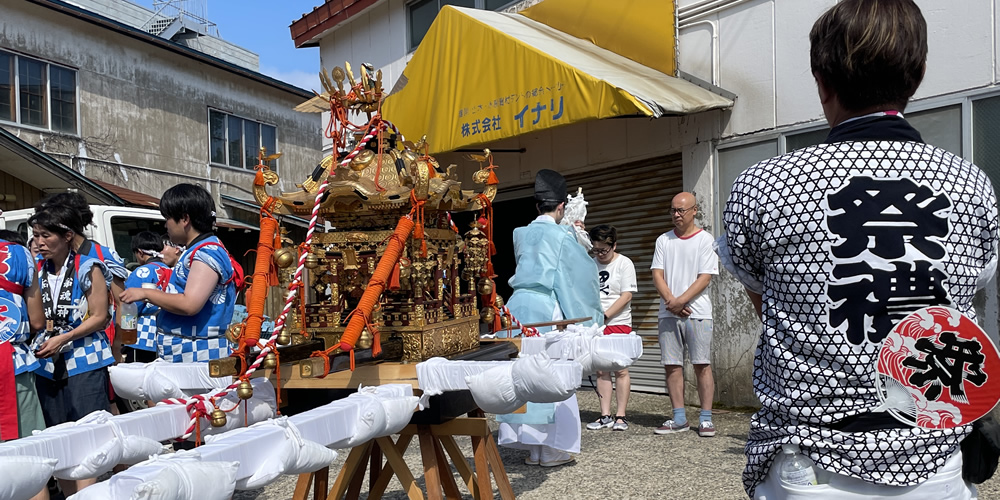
[
  {"left": 501, "top": 314, "right": 512, "bottom": 330},
  {"left": 210, "top": 408, "right": 227, "bottom": 428},
  {"left": 304, "top": 252, "right": 320, "bottom": 269},
  {"left": 225, "top": 323, "right": 242, "bottom": 344},
  {"left": 273, "top": 247, "right": 296, "bottom": 268},
  {"left": 262, "top": 352, "right": 278, "bottom": 369},
  {"left": 276, "top": 330, "right": 291, "bottom": 346},
  {"left": 357, "top": 328, "right": 374, "bottom": 350},
  {"left": 477, "top": 277, "right": 494, "bottom": 296},
  {"left": 480, "top": 306, "right": 495, "bottom": 323},
  {"left": 237, "top": 380, "right": 254, "bottom": 400}
]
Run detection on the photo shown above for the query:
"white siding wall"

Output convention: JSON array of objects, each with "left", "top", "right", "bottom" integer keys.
[{"left": 681, "top": 0, "right": 1000, "bottom": 138}]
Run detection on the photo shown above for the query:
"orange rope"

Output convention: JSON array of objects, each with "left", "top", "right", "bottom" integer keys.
[
  {"left": 335, "top": 216, "right": 413, "bottom": 354},
  {"left": 240, "top": 216, "right": 279, "bottom": 353},
  {"left": 308, "top": 214, "right": 414, "bottom": 372},
  {"left": 410, "top": 191, "right": 427, "bottom": 257}
]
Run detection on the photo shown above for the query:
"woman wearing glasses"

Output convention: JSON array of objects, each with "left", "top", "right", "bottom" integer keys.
[{"left": 585, "top": 225, "right": 637, "bottom": 432}]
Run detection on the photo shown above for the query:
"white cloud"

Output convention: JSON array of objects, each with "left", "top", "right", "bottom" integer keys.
[{"left": 260, "top": 66, "right": 322, "bottom": 93}]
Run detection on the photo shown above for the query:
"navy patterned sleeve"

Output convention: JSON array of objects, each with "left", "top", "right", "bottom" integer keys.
[{"left": 719, "top": 162, "right": 770, "bottom": 294}]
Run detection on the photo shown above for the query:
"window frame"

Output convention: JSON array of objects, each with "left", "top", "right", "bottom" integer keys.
[
  {"left": 406, "top": 0, "right": 522, "bottom": 52},
  {"left": 207, "top": 107, "right": 279, "bottom": 172},
  {"left": 0, "top": 49, "right": 79, "bottom": 136},
  {"left": 713, "top": 89, "right": 994, "bottom": 229}
]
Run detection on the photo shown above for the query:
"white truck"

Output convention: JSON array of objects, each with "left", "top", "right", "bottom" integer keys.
[{"left": 0, "top": 205, "right": 258, "bottom": 271}]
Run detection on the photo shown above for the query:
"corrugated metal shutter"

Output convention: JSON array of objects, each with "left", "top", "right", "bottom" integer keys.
[{"left": 567, "top": 154, "right": 682, "bottom": 394}]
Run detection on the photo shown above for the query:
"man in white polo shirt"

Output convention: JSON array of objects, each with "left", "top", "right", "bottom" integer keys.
[{"left": 650, "top": 191, "right": 719, "bottom": 437}]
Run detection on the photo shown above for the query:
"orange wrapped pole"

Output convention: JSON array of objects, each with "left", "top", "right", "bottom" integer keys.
[
  {"left": 337, "top": 216, "right": 414, "bottom": 354},
  {"left": 241, "top": 216, "right": 280, "bottom": 353}
]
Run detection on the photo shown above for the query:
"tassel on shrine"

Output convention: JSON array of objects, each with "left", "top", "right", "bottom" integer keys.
[
  {"left": 487, "top": 168, "right": 499, "bottom": 185},
  {"left": 389, "top": 261, "right": 401, "bottom": 290},
  {"left": 372, "top": 330, "right": 382, "bottom": 357}
]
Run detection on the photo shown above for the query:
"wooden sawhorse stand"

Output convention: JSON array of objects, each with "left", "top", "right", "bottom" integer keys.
[{"left": 292, "top": 410, "right": 514, "bottom": 500}]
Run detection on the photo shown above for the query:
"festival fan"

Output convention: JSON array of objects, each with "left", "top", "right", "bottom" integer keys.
[{"left": 875, "top": 306, "right": 1000, "bottom": 429}]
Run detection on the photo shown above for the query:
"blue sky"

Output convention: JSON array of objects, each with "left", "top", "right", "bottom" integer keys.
[{"left": 130, "top": 0, "right": 323, "bottom": 91}]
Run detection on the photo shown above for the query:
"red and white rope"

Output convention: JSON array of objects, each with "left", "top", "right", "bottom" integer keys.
[
  {"left": 500, "top": 305, "right": 539, "bottom": 337},
  {"left": 163, "top": 120, "right": 396, "bottom": 439}
]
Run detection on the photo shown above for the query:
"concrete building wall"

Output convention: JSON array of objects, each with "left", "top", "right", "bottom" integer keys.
[
  {"left": 70, "top": 0, "right": 260, "bottom": 70},
  {"left": 678, "top": 0, "right": 1000, "bottom": 406},
  {"left": 0, "top": 1, "right": 321, "bottom": 212}
]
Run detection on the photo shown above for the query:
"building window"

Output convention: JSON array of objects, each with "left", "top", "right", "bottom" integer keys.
[
  {"left": 0, "top": 50, "right": 78, "bottom": 133},
  {"left": 973, "top": 96, "right": 1000, "bottom": 199},
  {"left": 408, "top": 0, "right": 514, "bottom": 50},
  {"left": 208, "top": 109, "right": 278, "bottom": 171},
  {"left": 717, "top": 140, "right": 778, "bottom": 214}
]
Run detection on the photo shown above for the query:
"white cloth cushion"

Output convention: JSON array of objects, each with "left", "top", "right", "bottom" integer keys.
[
  {"left": 511, "top": 354, "right": 576, "bottom": 403},
  {"left": 234, "top": 418, "right": 337, "bottom": 490},
  {"left": 66, "top": 480, "right": 111, "bottom": 500},
  {"left": 381, "top": 397, "right": 419, "bottom": 436},
  {"left": 0, "top": 455, "right": 58, "bottom": 500},
  {"left": 130, "top": 458, "right": 239, "bottom": 500},
  {"left": 466, "top": 363, "right": 524, "bottom": 414},
  {"left": 583, "top": 349, "right": 633, "bottom": 374}
]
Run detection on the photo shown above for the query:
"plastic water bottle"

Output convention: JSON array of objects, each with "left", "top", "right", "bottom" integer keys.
[
  {"left": 119, "top": 300, "right": 138, "bottom": 345},
  {"left": 778, "top": 444, "right": 817, "bottom": 486}
]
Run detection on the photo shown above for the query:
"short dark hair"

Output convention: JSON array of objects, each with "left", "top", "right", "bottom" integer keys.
[
  {"left": 29, "top": 205, "right": 84, "bottom": 237},
  {"left": 160, "top": 183, "right": 215, "bottom": 234},
  {"left": 35, "top": 191, "right": 94, "bottom": 227},
  {"left": 810, "top": 0, "right": 927, "bottom": 112},
  {"left": 131, "top": 230, "right": 164, "bottom": 254},
  {"left": 588, "top": 224, "right": 617, "bottom": 246},
  {"left": 161, "top": 233, "right": 178, "bottom": 249},
  {"left": 536, "top": 200, "right": 562, "bottom": 214},
  {"left": 0, "top": 229, "right": 26, "bottom": 246}
]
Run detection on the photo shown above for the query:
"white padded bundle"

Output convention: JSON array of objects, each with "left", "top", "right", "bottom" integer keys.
[
  {"left": 68, "top": 452, "right": 240, "bottom": 500},
  {"left": 200, "top": 416, "right": 337, "bottom": 490},
  {"left": 510, "top": 353, "right": 580, "bottom": 403},
  {"left": 22, "top": 410, "right": 165, "bottom": 480},
  {"left": 109, "top": 361, "right": 233, "bottom": 401},
  {"left": 520, "top": 324, "right": 643, "bottom": 374},
  {"left": 334, "top": 384, "right": 419, "bottom": 449},
  {"left": 0, "top": 455, "right": 58, "bottom": 500},
  {"left": 464, "top": 354, "right": 583, "bottom": 413},
  {"left": 0, "top": 379, "right": 276, "bottom": 482},
  {"left": 417, "top": 358, "right": 583, "bottom": 396},
  {"left": 465, "top": 362, "right": 522, "bottom": 414}
]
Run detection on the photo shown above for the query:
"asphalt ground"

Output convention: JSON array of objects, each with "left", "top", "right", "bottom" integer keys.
[{"left": 235, "top": 389, "right": 1000, "bottom": 500}]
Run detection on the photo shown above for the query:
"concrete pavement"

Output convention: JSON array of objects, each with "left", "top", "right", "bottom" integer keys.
[{"left": 239, "top": 389, "right": 1000, "bottom": 499}]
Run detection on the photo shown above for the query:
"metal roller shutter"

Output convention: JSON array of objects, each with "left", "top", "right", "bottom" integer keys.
[{"left": 567, "top": 154, "right": 682, "bottom": 394}]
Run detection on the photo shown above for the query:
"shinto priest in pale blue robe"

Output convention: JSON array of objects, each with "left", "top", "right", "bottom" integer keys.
[{"left": 497, "top": 214, "right": 603, "bottom": 454}]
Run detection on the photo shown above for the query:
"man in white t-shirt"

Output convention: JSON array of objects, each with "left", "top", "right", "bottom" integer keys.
[
  {"left": 585, "top": 224, "right": 638, "bottom": 432},
  {"left": 650, "top": 192, "right": 719, "bottom": 437}
]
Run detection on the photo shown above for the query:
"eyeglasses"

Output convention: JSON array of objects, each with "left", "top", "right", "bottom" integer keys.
[
  {"left": 590, "top": 246, "right": 613, "bottom": 256},
  {"left": 671, "top": 206, "right": 695, "bottom": 216}
]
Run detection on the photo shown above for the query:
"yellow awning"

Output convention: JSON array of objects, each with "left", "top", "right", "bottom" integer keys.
[{"left": 381, "top": 2, "right": 733, "bottom": 155}]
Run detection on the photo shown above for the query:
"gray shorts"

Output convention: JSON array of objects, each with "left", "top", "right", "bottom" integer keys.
[{"left": 658, "top": 317, "right": 713, "bottom": 365}]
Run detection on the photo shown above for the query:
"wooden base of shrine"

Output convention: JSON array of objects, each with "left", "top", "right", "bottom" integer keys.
[{"left": 293, "top": 411, "right": 513, "bottom": 500}]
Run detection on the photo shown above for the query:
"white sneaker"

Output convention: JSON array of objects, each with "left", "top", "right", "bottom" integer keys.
[
  {"left": 612, "top": 416, "right": 629, "bottom": 431},
  {"left": 586, "top": 415, "right": 613, "bottom": 430}
]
